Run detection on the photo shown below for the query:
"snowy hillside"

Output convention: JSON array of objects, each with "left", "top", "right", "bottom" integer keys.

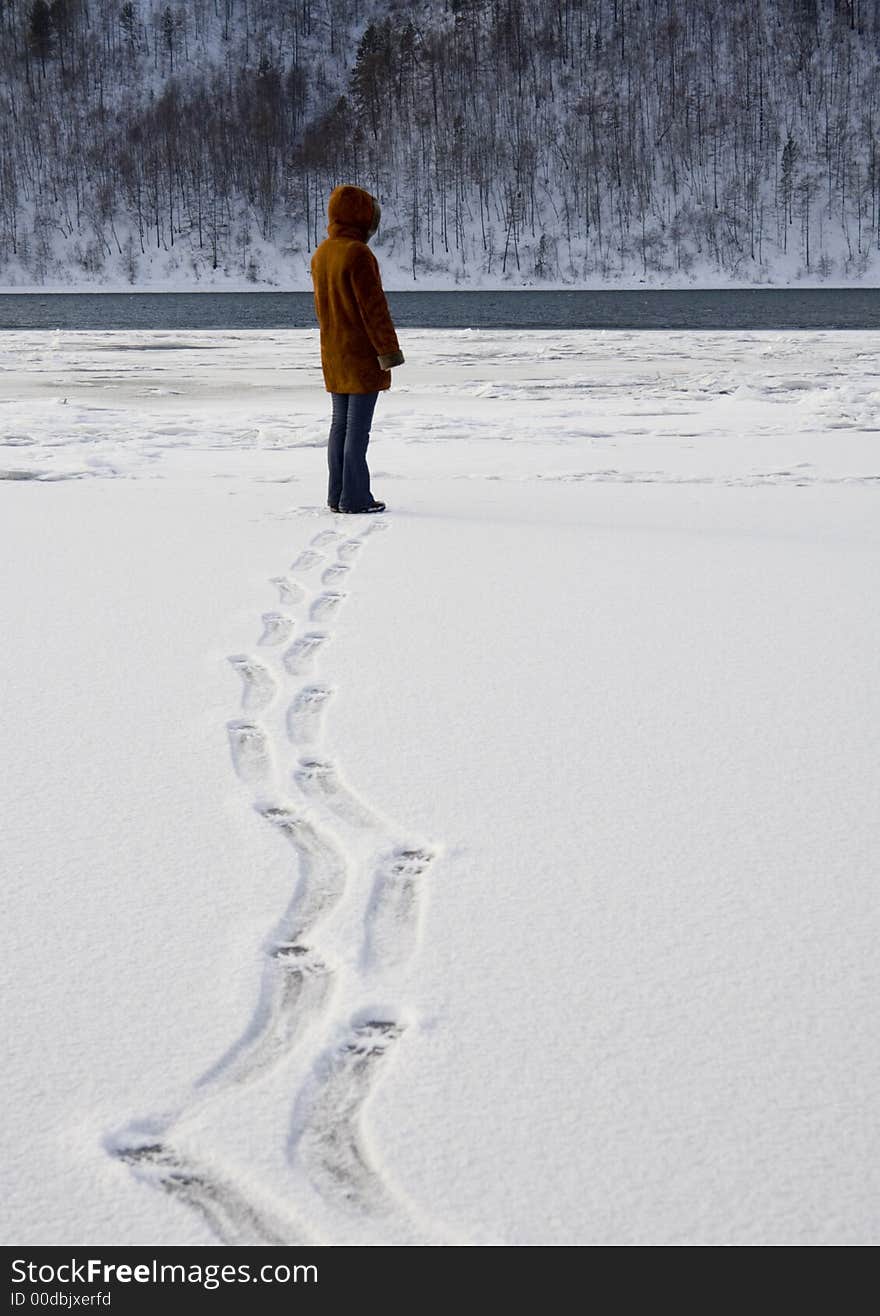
[{"left": 0, "top": 0, "right": 879, "bottom": 289}]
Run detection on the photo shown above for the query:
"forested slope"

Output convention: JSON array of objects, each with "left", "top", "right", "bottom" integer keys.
[{"left": 1, "top": 0, "right": 878, "bottom": 287}]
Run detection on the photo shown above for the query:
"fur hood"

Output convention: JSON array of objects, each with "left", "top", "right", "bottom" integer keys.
[{"left": 326, "top": 184, "right": 380, "bottom": 241}]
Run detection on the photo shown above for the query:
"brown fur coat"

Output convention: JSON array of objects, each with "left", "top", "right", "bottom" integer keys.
[{"left": 310, "top": 185, "right": 404, "bottom": 394}]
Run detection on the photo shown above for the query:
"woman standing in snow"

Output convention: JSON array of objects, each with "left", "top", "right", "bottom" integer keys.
[{"left": 310, "top": 185, "right": 405, "bottom": 514}]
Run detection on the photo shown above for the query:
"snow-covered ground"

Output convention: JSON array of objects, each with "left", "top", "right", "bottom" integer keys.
[{"left": 1, "top": 327, "right": 878, "bottom": 1246}]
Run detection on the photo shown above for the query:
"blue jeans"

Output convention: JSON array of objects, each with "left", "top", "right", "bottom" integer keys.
[{"left": 327, "top": 391, "right": 379, "bottom": 511}]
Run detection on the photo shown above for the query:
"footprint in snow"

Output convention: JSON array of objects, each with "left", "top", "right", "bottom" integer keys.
[
  {"left": 195, "top": 945, "right": 334, "bottom": 1095},
  {"left": 111, "top": 1140, "right": 301, "bottom": 1246},
  {"left": 321, "top": 562, "right": 350, "bottom": 587},
  {"left": 283, "top": 632, "right": 328, "bottom": 676},
  {"left": 258, "top": 805, "right": 348, "bottom": 938},
  {"left": 270, "top": 576, "right": 305, "bottom": 606},
  {"left": 310, "top": 592, "right": 345, "bottom": 622},
  {"left": 228, "top": 655, "right": 276, "bottom": 713},
  {"left": 291, "top": 548, "right": 324, "bottom": 573},
  {"left": 227, "top": 721, "right": 271, "bottom": 784},
  {"left": 294, "top": 757, "right": 380, "bottom": 829},
  {"left": 310, "top": 529, "right": 341, "bottom": 548},
  {"left": 363, "top": 847, "right": 436, "bottom": 971},
  {"left": 336, "top": 538, "right": 364, "bottom": 563},
  {"left": 258, "top": 612, "right": 294, "bottom": 646},
  {"left": 291, "top": 1017, "right": 405, "bottom": 1215},
  {"left": 287, "top": 685, "right": 333, "bottom": 745}
]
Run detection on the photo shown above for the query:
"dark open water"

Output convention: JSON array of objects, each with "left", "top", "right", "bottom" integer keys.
[{"left": 0, "top": 288, "right": 878, "bottom": 331}]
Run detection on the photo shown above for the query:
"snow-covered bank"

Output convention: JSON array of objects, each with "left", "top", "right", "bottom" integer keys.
[
  {"left": 2, "top": 271, "right": 880, "bottom": 295},
  {"left": 1, "top": 329, "right": 878, "bottom": 1245}
]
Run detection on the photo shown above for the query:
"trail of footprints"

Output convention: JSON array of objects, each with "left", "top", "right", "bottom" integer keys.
[{"left": 113, "top": 518, "right": 438, "bottom": 1243}]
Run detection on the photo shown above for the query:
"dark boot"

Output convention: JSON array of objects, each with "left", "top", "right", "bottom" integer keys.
[{"left": 340, "top": 499, "right": 385, "bottom": 514}]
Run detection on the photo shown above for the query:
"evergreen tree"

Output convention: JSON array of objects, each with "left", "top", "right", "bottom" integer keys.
[{"left": 28, "top": 0, "right": 52, "bottom": 75}]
